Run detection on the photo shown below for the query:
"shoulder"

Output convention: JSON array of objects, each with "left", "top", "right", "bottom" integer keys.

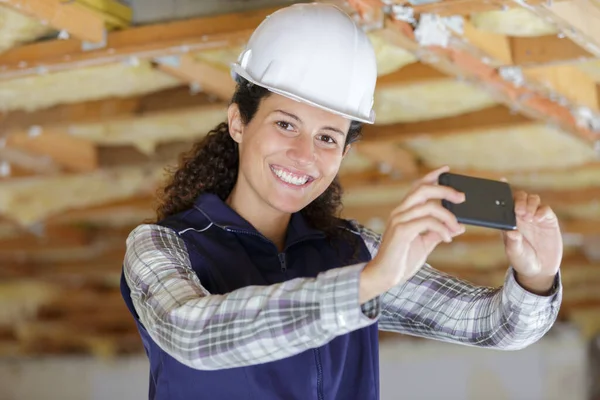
[{"left": 125, "top": 223, "right": 189, "bottom": 256}]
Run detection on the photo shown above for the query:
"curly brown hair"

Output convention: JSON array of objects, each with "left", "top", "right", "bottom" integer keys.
[{"left": 155, "top": 77, "right": 363, "bottom": 244}]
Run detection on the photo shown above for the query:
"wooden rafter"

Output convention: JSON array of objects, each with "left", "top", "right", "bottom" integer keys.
[
  {"left": 520, "top": 0, "right": 600, "bottom": 59},
  {"left": 0, "top": 86, "right": 216, "bottom": 132},
  {"left": 5, "top": 130, "right": 98, "bottom": 172},
  {"left": 523, "top": 64, "right": 600, "bottom": 111},
  {"left": 154, "top": 55, "right": 236, "bottom": 101},
  {"left": 461, "top": 19, "right": 594, "bottom": 66},
  {"left": 362, "top": 105, "right": 531, "bottom": 142},
  {"left": 377, "top": 18, "right": 600, "bottom": 147},
  {"left": 1, "top": 0, "right": 106, "bottom": 43},
  {"left": 0, "top": 7, "right": 279, "bottom": 81},
  {"left": 401, "top": 0, "right": 567, "bottom": 16}
]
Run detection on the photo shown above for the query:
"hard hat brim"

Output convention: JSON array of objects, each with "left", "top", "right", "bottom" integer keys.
[{"left": 230, "top": 63, "right": 376, "bottom": 124}]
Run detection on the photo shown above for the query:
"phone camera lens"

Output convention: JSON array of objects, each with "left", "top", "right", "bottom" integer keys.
[{"left": 495, "top": 200, "right": 506, "bottom": 206}]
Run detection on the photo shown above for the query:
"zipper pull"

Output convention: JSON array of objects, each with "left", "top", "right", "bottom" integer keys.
[{"left": 278, "top": 252, "right": 287, "bottom": 272}]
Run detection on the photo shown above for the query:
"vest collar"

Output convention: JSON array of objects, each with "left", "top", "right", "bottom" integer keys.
[{"left": 193, "top": 193, "right": 325, "bottom": 248}]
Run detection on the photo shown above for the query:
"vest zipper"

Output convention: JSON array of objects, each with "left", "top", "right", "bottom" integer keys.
[
  {"left": 314, "top": 348, "right": 324, "bottom": 400},
  {"left": 278, "top": 252, "right": 287, "bottom": 273}
]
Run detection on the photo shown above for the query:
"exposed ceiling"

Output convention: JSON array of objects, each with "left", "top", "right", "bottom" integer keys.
[{"left": 0, "top": 0, "right": 599, "bottom": 357}]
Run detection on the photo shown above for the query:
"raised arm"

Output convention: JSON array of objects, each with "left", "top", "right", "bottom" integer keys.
[
  {"left": 123, "top": 224, "right": 380, "bottom": 371},
  {"left": 353, "top": 220, "right": 562, "bottom": 350}
]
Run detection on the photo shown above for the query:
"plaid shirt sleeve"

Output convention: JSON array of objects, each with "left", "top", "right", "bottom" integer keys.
[
  {"left": 350, "top": 220, "right": 562, "bottom": 350},
  {"left": 123, "top": 224, "right": 379, "bottom": 371}
]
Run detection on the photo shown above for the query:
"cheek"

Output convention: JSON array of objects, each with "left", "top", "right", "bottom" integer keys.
[{"left": 318, "top": 153, "right": 343, "bottom": 179}]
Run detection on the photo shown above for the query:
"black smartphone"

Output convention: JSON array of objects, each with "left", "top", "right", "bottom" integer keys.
[{"left": 438, "top": 172, "right": 517, "bottom": 231}]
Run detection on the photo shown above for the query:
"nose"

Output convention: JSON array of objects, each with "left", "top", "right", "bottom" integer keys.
[{"left": 287, "top": 135, "right": 316, "bottom": 166}]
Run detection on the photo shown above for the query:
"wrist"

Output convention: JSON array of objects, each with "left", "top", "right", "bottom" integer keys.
[
  {"left": 514, "top": 272, "right": 556, "bottom": 296},
  {"left": 359, "top": 260, "right": 397, "bottom": 304}
]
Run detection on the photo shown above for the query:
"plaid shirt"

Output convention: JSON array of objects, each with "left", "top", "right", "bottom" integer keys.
[{"left": 123, "top": 221, "right": 562, "bottom": 370}]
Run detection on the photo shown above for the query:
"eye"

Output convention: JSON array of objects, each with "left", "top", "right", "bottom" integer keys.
[
  {"left": 276, "top": 121, "right": 295, "bottom": 131},
  {"left": 317, "top": 134, "right": 337, "bottom": 145}
]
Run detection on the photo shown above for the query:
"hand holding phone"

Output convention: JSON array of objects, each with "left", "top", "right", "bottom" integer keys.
[{"left": 438, "top": 172, "right": 517, "bottom": 231}]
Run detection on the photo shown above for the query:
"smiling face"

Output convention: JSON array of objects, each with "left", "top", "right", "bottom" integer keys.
[{"left": 228, "top": 93, "right": 351, "bottom": 216}]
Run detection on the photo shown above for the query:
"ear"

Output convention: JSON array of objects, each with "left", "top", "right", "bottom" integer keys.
[
  {"left": 228, "top": 103, "right": 244, "bottom": 144},
  {"left": 342, "top": 143, "right": 352, "bottom": 158}
]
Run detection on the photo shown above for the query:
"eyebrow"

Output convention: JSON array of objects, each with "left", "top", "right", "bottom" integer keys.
[{"left": 273, "top": 109, "right": 346, "bottom": 137}]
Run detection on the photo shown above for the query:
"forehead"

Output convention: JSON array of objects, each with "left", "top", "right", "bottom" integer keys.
[{"left": 259, "top": 93, "right": 350, "bottom": 130}]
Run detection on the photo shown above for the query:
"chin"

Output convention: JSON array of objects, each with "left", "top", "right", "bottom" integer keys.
[{"left": 267, "top": 192, "right": 312, "bottom": 214}]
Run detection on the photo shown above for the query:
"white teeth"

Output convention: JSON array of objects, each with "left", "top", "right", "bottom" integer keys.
[{"left": 272, "top": 167, "right": 309, "bottom": 186}]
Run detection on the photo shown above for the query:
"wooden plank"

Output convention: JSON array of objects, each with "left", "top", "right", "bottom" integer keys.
[
  {"left": 379, "top": 18, "right": 600, "bottom": 146},
  {"left": 354, "top": 142, "right": 420, "bottom": 179},
  {"left": 523, "top": 64, "right": 600, "bottom": 110},
  {"left": 74, "top": 0, "right": 132, "bottom": 28},
  {"left": 341, "top": 202, "right": 600, "bottom": 237},
  {"left": 0, "top": 87, "right": 215, "bottom": 132},
  {"left": 362, "top": 105, "right": 531, "bottom": 142},
  {"left": 0, "top": 148, "right": 62, "bottom": 176},
  {"left": 377, "top": 62, "right": 448, "bottom": 86},
  {"left": 154, "top": 56, "right": 237, "bottom": 101},
  {"left": 510, "top": 35, "right": 593, "bottom": 66},
  {"left": 408, "top": 0, "right": 560, "bottom": 16},
  {"left": 533, "top": 0, "right": 600, "bottom": 57},
  {"left": 339, "top": 161, "right": 600, "bottom": 190},
  {"left": 5, "top": 131, "right": 98, "bottom": 172},
  {"left": 2, "top": 0, "right": 105, "bottom": 43},
  {"left": 97, "top": 141, "right": 193, "bottom": 167},
  {"left": 462, "top": 20, "right": 512, "bottom": 65},
  {"left": 0, "top": 7, "right": 279, "bottom": 81}
]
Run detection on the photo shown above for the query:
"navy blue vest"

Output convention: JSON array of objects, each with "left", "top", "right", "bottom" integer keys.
[{"left": 120, "top": 193, "right": 380, "bottom": 399}]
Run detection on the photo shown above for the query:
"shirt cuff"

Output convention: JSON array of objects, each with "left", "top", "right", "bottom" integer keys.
[
  {"left": 504, "top": 266, "right": 562, "bottom": 309},
  {"left": 319, "top": 263, "right": 380, "bottom": 335}
]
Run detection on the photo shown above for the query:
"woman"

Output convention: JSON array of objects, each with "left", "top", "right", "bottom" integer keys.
[{"left": 120, "top": 3, "right": 563, "bottom": 400}]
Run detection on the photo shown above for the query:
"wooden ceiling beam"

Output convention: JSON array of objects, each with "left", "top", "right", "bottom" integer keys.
[
  {"left": 462, "top": 19, "right": 593, "bottom": 66},
  {"left": 4, "top": 130, "right": 98, "bottom": 172},
  {"left": 376, "top": 61, "right": 448, "bottom": 86},
  {"left": 349, "top": 0, "right": 564, "bottom": 17},
  {"left": 377, "top": 17, "right": 600, "bottom": 147},
  {"left": 0, "top": 148, "right": 62, "bottom": 176},
  {"left": 341, "top": 202, "right": 600, "bottom": 237},
  {"left": 2, "top": 0, "right": 106, "bottom": 43},
  {"left": 407, "top": 0, "right": 564, "bottom": 16},
  {"left": 0, "top": 86, "right": 216, "bottom": 133},
  {"left": 154, "top": 56, "right": 237, "bottom": 102},
  {"left": 339, "top": 161, "right": 600, "bottom": 191},
  {"left": 362, "top": 105, "right": 531, "bottom": 143},
  {"left": 523, "top": 64, "right": 600, "bottom": 111},
  {"left": 525, "top": 0, "right": 600, "bottom": 59},
  {"left": 510, "top": 34, "right": 593, "bottom": 66},
  {"left": 0, "top": 6, "right": 278, "bottom": 81}
]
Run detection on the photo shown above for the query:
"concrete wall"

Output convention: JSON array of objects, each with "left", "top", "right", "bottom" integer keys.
[{"left": 0, "top": 327, "right": 589, "bottom": 400}]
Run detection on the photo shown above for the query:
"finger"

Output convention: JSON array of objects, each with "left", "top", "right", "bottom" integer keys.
[
  {"left": 393, "top": 200, "right": 463, "bottom": 233},
  {"left": 401, "top": 216, "right": 455, "bottom": 243},
  {"left": 396, "top": 184, "right": 465, "bottom": 213},
  {"left": 534, "top": 204, "right": 555, "bottom": 222},
  {"left": 420, "top": 231, "right": 446, "bottom": 253},
  {"left": 525, "top": 194, "right": 541, "bottom": 221},
  {"left": 513, "top": 190, "right": 528, "bottom": 217},
  {"left": 419, "top": 165, "right": 450, "bottom": 185}
]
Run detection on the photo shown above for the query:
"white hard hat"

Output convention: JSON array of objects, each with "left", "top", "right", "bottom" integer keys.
[{"left": 231, "top": 3, "right": 378, "bottom": 124}]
